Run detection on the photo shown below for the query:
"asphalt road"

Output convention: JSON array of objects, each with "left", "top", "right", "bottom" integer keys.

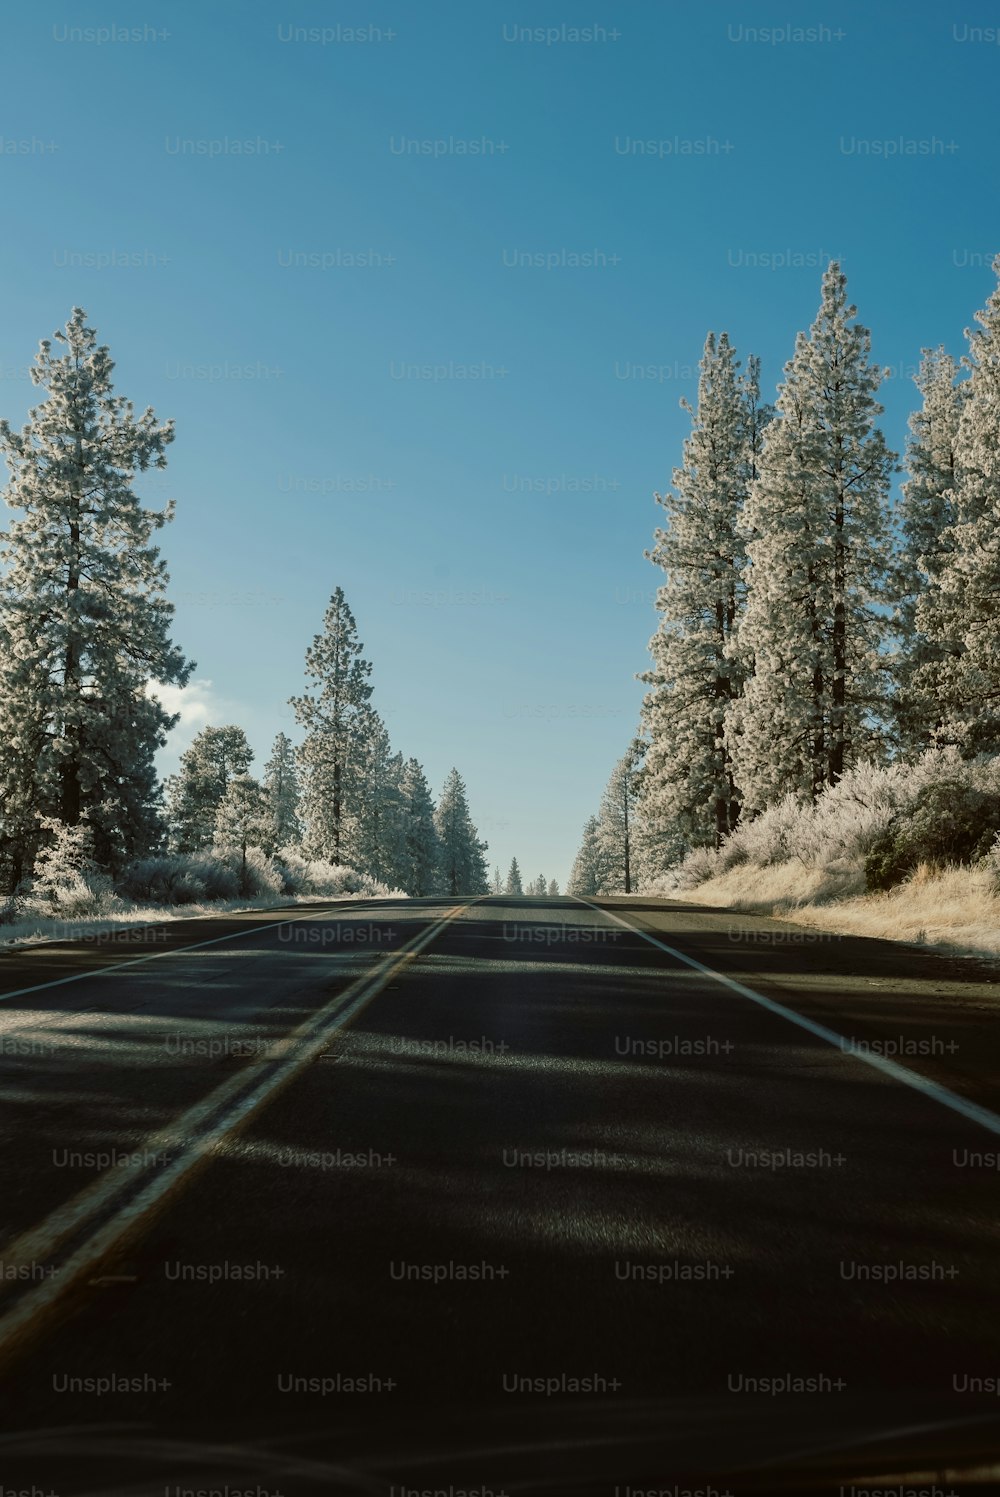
[{"left": 2, "top": 894, "right": 1000, "bottom": 1494}]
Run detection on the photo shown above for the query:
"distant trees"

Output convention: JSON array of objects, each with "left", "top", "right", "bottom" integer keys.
[
  {"left": 0, "top": 309, "right": 192, "bottom": 890},
  {"left": 504, "top": 857, "right": 524, "bottom": 895}
]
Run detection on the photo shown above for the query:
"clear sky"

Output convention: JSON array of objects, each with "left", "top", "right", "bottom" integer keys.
[{"left": 1, "top": 2, "right": 998, "bottom": 885}]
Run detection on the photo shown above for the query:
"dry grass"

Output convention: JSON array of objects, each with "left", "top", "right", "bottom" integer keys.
[{"left": 676, "top": 860, "right": 1000, "bottom": 963}]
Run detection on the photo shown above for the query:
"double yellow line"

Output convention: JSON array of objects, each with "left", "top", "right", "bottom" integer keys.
[{"left": 0, "top": 899, "right": 474, "bottom": 1366}]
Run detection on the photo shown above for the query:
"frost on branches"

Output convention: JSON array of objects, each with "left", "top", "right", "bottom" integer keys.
[
  {"left": 0, "top": 309, "right": 192, "bottom": 891},
  {"left": 290, "top": 587, "right": 375, "bottom": 865},
  {"left": 728, "top": 263, "right": 895, "bottom": 813},
  {"left": 641, "top": 332, "right": 769, "bottom": 852},
  {"left": 914, "top": 257, "right": 1000, "bottom": 753},
  {"left": 892, "top": 348, "right": 967, "bottom": 753},
  {"left": 434, "top": 768, "right": 489, "bottom": 896}
]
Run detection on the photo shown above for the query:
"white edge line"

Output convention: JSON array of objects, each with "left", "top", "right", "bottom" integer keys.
[{"left": 573, "top": 895, "right": 1000, "bottom": 1141}]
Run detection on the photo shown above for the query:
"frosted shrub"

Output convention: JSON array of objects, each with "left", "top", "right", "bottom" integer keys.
[
  {"left": 185, "top": 854, "right": 240, "bottom": 902},
  {"left": 25, "top": 819, "right": 120, "bottom": 919},
  {"left": 214, "top": 844, "right": 284, "bottom": 899},
  {"left": 674, "top": 845, "right": 723, "bottom": 889},
  {"left": 865, "top": 779, "right": 1000, "bottom": 892},
  {"left": 723, "top": 794, "right": 810, "bottom": 868},
  {"left": 118, "top": 854, "right": 208, "bottom": 905}
]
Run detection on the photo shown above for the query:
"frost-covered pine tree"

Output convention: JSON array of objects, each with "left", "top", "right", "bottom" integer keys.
[
  {"left": 490, "top": 865, "right": 503, "bottom": 895},
  {"left": 290, "top": 588, "right": 374, "bottom": 863},
  {"left": 505, "top": 858, "right": 523, "bottom": 896},
  {"left": 641, "top": 333, "right": 769, "bottom": 854},
  {"left": 567, "top": 814, "right": 605, "bottom": 896},
  {"left": 166, "top": 725, "right": 254, "bottom": 852},
  {"left": 913, "top": 260, "right": 1000, "bottom": 753},
  {"left": 348, "top": 717, "right": 406, "bottom": 886},
  {"left": 398, "top": 757, "right": 441, "bottom": 896},
  {"left": 595, "top": 744, "right": 644, "bottom": 893},
  {"left": 729, "top": 263, "right": 895, "bottom": 812},
  {"left": 261, "top": 731, "right": 302, "bottom": 853},
  {"left": 526, "top": 874, "right": 547, "bottom": 896},
  {"left": 214, "top": 773, "right": 268, "bottom": 891},
  {"left": 547, "top": 877, "right": 559, "bottom": 896},
  {"left": 0, "top": 309, "right": 192, "bottom": 888},
  {"left": 433, "top": 768, "right": 489, "bottom": 895}
]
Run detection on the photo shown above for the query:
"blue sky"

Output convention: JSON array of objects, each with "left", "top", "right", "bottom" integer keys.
[{"left": 1, "top": 2, "right": 998, "bottom": 884}]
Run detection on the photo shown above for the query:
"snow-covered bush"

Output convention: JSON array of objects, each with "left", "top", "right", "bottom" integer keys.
[
  {"left": 118, "top": 854, "right": 209, "bottom": 905},
  {"left": 673, "top": 845, "right": 724, "bottom": 889},
  {"left": 865, "top": 779, "right": 1000, "bottom": 892},
  {"left": 24, "top": 819, "right": 121, "bottom": 919},
  {"left": 217, "top": 844, "right": 284, "bottom": 899}
]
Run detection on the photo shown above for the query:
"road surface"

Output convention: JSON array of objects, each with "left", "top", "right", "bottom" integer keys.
[{"left": 1, "top": 894, "right": 1000, "bottom": 1492}]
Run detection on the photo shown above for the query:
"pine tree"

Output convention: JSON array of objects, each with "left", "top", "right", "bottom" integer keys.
[
  {"left": 261, "top": 731, "right": 302, "bottom": 853},
  {"left": 567, "top": 814, "right": 605, "bottom": 896},
  {"left": 490, "top": 865, "right": 503, "bottom": 895},
  {"left": 290, "top": 588, "right": 374, "bottom": 863},
  {"left": 913, "top": 260, "right": 1000, "bottom": 753},
  {"left": 547, "top": 878, "right": 559, "bottom": 897},
  {"left": 641, "top": 333, "right": 769, "bottom": 850},
  {"left": 596, "top": 743, "right": 644, "bottom": 893},
  {"left": 398, "top": 758, "right": 441, "bottom": 896},
  {"left": 214, "top": 773, "right": 268, "bottom": 892},
  {"left": 348, "top": 717, "right": 406, "bottom": 886},
  {"left": 166, "top": 725, "right": 253, "bottom": 852},
  {"left": 0, "top": 308, "right": 192, "bottom": 888},
  {"left": 729, "top": 262, "right": 895, "bottom": 812},
  {"left": 505, "top": 858, "right": 524, "bottom": 896},
  {"left": 434, "top": 768, "right": 489, "bottom": 895}
]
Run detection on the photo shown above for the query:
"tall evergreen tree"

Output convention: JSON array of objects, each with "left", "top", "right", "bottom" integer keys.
[
  {"left": 0, "top": 308, "right": 191, "bottom": 887},
  {"left": 596, "top": 743, "right": 644, "bottom": 893},
  {"left": 290, "top": 588, "right": 374, "bottom": 863},
  {"left": 641, "top": 332, "right": 769, "bottom": 849},
  {"left": 547, "top": 878, "right": 559, "bottom": 897},
  {"left": 433, "top": 768, "right": 488, "bottom": 895},
  {"left": 913, "top": 260, "right": 1000, "bottom": 753},
  {"left": 729, "top": 262, "right": 895, "bottom": 812},
  {"left": 261, "top": 731, "right": 302, "bottom": 853},
  {"left": 505, "top": 857, "right": 524, "bottom": 896},
  {"left": 398, "top": 757, "right": 441, "bottom": 896},
  {"left": 166, "top": 725, "right": 253, "bottom": 852},
  {"left": 348, "top": 717, "right": 406, "bottom": 886}
]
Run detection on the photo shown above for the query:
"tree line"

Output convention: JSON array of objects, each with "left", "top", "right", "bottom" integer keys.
[
  {"left": 571, "top": 258, "right": 1000, "bottom": 892},
  {"left": 0, "top": 310, "right": 489, "bottom": 899}
]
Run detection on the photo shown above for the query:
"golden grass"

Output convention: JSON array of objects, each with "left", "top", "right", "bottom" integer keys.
[{"left": 677, "top": 860, "right": 1000, "bottom": 962}]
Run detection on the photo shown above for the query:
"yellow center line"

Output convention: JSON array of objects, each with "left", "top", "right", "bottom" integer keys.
[{"left": 0, "top": 899, "right": 475, "bottom": 1367}]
